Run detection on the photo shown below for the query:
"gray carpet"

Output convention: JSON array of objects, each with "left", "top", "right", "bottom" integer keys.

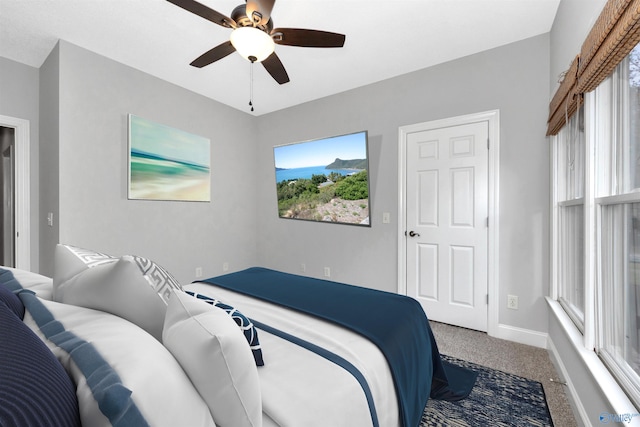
[{"left": 429, "top": 321, "right": 577, "bottom": 427}]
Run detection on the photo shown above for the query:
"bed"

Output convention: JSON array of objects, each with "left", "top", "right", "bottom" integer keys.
[
  {"left": 187, "top": 267, "right": 477, "bottom": 427},
  {"left": 0, "top": 244, "right": 476, "bottom": 427}
]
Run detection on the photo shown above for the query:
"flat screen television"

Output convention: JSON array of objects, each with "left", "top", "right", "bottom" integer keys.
[{"left": 273, "top": 130, "right": 371, "bottom": 227}]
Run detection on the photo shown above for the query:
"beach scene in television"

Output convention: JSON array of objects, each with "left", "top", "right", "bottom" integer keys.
[
  {"left": 274, "top": 131, "right": 370, "bottom": 226},
  {"left": 128, "top": 115, "right": 211, "bottom": 202}
]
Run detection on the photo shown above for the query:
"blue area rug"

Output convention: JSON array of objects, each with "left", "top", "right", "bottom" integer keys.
[{"left": 422, "top": 355, "right": 554, "bottom": 426}]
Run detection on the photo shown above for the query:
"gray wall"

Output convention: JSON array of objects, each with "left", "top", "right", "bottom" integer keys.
[
  {"left": 256, "top": 34, "right": 551, "bottom": 334},
  {"left": 39, "top": 44, "right": 60, "bottom": 275},
  {"left": 0, "top": 56, "right": 40, "bottom": 270},
  {"left": 549, "top": 0, "right": 607, "bottom": 94},
  {"left": 3, "top": 33, "right": 551, "bottom": 335},
  {"left": 39, "top": 41, "right": 259, "bottom": 283}
]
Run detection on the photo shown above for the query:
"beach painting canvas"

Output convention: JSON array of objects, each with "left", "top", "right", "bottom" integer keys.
[
  {"left": 274, "top": 130, "right": 371, "bottom": 226},
  {"left": 128, "top": 115, "right": 210, "bottom": 202}
]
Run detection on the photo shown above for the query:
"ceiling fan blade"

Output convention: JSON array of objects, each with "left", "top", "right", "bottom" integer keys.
[
  {"left": 262, "top": 52, "right": 290, "bottom": 85},
  {"left": 190, "top": 41, "right": 236, "bottom": 68},
  {"left": 271, "top": 28, "right": 345, "bottom": 48},
  {"left": 246, "top": 0, "right": 275, "bottom": 26},
  {"left": 166, "top": 0, "right": 235, "bottom": 28}
]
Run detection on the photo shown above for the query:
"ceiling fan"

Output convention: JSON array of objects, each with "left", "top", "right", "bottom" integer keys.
[{"left": 167, "top": 0, "right": 346, "bottom": 84}]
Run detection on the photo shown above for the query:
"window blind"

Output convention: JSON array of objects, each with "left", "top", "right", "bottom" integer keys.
[
  {"left": 547, "top": 56, "right": 580, "bottom": 136},
  {"left": 577, "top": 0, "right": 640, "bottom": 92},
  {"left": 547, "top": 0, "right": 640, "bottom": 135}
]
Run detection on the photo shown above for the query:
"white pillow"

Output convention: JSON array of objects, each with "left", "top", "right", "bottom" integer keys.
[
  {"left": 53, "top": 244, "right": 182, "bottom": 341},
  {"left": 20, "top": 293, "right": 216, "bottom": 427},
  {"left": 163, "top": 291, "right": 263, "bottom": 427},
  {"left": 53, "top": 244, "right": 117, "bottom": 291}
]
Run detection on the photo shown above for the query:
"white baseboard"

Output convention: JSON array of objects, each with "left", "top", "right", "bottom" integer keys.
[
  {"left": 546, "top": 336, "right": 590, "bottom": 426},
  {"left": 492, "top": 323, "right": 549, "bottom": 349}
]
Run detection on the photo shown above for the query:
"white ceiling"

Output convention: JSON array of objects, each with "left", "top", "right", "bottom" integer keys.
[{"left": 0, "top": 0, "right": 560, "bottom": 116}]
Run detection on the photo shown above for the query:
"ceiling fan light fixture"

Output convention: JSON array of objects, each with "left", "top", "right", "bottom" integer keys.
[{"left": 230, "top": 27, "right": 275, "bottom": 62}]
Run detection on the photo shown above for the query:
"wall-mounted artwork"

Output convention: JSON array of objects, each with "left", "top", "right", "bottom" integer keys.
[
  {"left": 274, "top": 130, "right": 371, "bottom": 226},
  {"left": 128, "top": 115, "right": 210, "bottom": 202}
]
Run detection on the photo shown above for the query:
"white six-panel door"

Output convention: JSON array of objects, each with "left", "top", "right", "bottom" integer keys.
[{"left": 405, "top": 121, "right": 489, "bottom": 331}]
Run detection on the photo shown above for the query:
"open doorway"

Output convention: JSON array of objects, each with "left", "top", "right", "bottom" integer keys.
[
  {"left": 0, "top": 126, "right": 14, "bottom": 267},
  {"left": 0, "top": 115, "right": 30, "bottom": 271}
]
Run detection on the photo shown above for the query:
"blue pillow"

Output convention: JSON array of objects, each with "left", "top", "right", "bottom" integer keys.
[
  {"left": 185, "top": 291, "right": 264, "bottom": 366},
  {"left": 0, "top": 300, "right": 81, "bottom": 427},
  {"left": 0, "top": 280, "right": 24, "bottom": 319}
]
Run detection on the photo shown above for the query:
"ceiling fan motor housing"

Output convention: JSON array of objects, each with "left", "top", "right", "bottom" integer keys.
[{"left": 231, "top": 4, "right": 273, "bottom": 33}]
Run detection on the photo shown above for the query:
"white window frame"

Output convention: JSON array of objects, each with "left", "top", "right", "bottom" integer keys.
[
  {"left": 553, "top": 105, "right": 590, "bottom": 335},
  {"left": 595, "top": 196, "right": 640, "bottom": 409},
  {"left": 557, "top": 199, "right": 586, "bottom": 330},
  {"left": 568, "top": 52, "right": 640, "bottom": 407},
  {"left": 596, "top": 52, "right": 640, "bottom": 407}
]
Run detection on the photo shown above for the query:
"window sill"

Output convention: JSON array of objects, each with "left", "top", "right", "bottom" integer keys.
[{"left": 546, "top": 297, "right": 639, "bottom": 421}]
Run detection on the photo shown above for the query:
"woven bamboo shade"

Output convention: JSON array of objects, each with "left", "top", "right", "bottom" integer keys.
[
  {"left": 547, "top": 0, "right": 640, "bottom": 136},
  {"left": 578, "top": 0, "right": 640, "bottom": 92},
  {"left": 547, "top": 56, "right": 580, "bottom": 136}
]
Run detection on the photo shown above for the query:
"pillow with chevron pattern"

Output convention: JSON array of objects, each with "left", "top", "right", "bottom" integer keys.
[
  {"left": 185, "top": 290, "right": 264, "bottom": 366},
  {"left": 53, "top": 244, "right": 183, "bottom": 341},
  {"left": 163, "top": 290, "right": 262, "bottom": 427}
]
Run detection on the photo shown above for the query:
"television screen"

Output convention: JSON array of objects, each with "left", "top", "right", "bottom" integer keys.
[{"left": 273, "top": 131, "right": 371, "bottom": 226}]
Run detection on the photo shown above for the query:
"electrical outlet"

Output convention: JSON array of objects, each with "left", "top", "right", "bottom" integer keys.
[
  {"left": 324, "top": 267, "right": 331, "bottom": 277},
  {"left": 301, "top": 263, "right": 306, "bottom": 273},
  {"left": 195, "top": 267, "right": 203, "bottom": 278},
  {"left": 223, "top": 262, "right": 229, "bottom": 272},
  {"left": 507, "top": 295, "right": 519, "bottom": 310}
]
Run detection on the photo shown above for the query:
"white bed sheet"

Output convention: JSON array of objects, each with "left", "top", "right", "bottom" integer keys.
[
  {"left": 185, "top": 282, "right": 400, "bottom": 427},
  {"left": 3, "top": 266, "right": 53, "bottom": 299}
]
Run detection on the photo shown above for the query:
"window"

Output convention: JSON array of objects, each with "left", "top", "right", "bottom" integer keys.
[
  {"left": 549, "top": 0, "right": 640, "bottom": 411},
  {"left": 555, "top": 107, "right": 586, "bottom": 330},
  {"left": 553, "top": 42, "right": 640, "bottom": 407},
  {"left": 599, "top": 202, "right": 640, "bottom": 406},
  {"left": 559, "top": 204, "right": 584, "bottom": 326},
  {"left": 593, "top": 44, "right": 640, "bottom": 408},
  {"left": 628, "top": 47, "right": 640, "bottom": 192}
]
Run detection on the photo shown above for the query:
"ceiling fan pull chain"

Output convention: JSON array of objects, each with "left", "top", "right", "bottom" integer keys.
[{"left": 249, "top": 61, "right": 255, "bottom": 112}]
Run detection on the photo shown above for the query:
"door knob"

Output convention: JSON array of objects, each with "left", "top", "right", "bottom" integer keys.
[{"left": 408, "top": 230, "right": 420, "bottom": 237}]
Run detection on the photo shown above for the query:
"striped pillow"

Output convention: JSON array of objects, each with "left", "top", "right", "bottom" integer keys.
[
  {"left": 0, "top": 273, "right": 24, "bottom": 318},
  {"left": 0, "top": 296, "right": 80, "bottom": 427}
]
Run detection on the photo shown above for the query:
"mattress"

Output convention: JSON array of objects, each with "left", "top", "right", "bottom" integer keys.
[{"left": 185, "top": 281, "right": 400, "bottom": 427}]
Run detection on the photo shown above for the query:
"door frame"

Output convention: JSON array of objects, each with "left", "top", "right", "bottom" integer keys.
[
  {"left": 397, "top": 110, "right": 499, "bottom": 337},
  {"left": 0, "top": 115, "right": 31, "bottom": 271}
]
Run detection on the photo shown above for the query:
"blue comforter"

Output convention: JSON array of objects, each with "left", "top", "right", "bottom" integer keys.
[{"left": 200, "top": 267, "right": 476, "bottom": 427}]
